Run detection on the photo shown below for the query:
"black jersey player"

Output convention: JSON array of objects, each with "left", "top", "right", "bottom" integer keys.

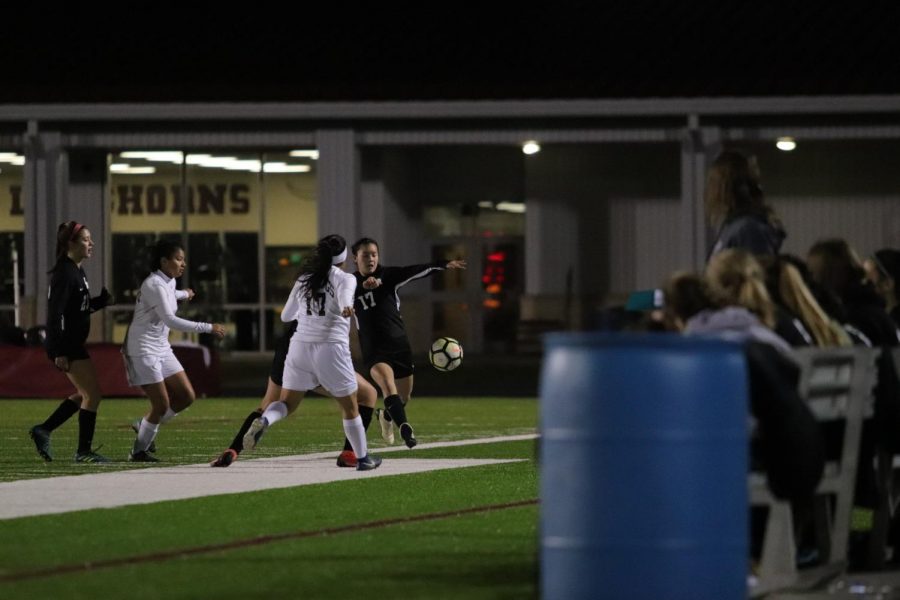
[
  {"left": 30, "top": 221, "right": 113, "bottom": 463},
  {"left": 351, "top": 237, "right": 466, "bottom": 448}
]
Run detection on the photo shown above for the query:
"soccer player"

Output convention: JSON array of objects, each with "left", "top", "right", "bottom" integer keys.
[
  {"left": 209, "top": 319, "right": 379, "bottom": 468},
  {"left": 29, "top": 221, "right": 113, "bottom": 463},
  {"left": 351, "top": 237, "right": 466, "bottom": 448},
  {"left": 122, "top": 239, "right": 225, "bottom": 462},
  {"left": 241, "top": 234, "right": 382, "bottom": 471}
]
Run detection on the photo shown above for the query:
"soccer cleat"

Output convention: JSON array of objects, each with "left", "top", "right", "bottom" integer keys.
[
  {"left": 242, "top": 417, "right": 269, "bottom": 451},
  {"left": 375, "top": 408, "right": 395, "bottom": 445},
  {"left": 74, "top": 450, "right": 111, "bottom": 463},
  {"left": 399, "top": 423, "right": 418, "bottom": 449},
  {"left": 29, "top": 425, "right": 53, "bottom": 462},
  {"left": 210, "top": 449, "right": 238, "bottom": 468},
  {"left": 129, "top": 449, "right": 160, "bottom": 463},
  {"left": 336, "top": 450, "right": 358, "bottom": 468},
  {"left": 356, "top": 454, "right": 383, "bottom": 471},
  {"left": 131, "top": 419, "right": 157, "bottom": 453}
]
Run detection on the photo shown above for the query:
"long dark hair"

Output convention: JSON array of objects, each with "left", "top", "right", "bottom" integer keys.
[
  {"left": 151, "top": 238, "right": 183, "bottom": 272},
  {"left": 298, "top": 234, "right": 347, "bottom": 295},
  {"left": 49, "top": 220, "right": 85, "bottom": 273},
  {"left": 705, "top": 150, "right": 780, "bottom": 228}
]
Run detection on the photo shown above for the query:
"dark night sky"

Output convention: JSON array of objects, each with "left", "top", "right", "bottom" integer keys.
[{"left": 3, "top": 3, "right": 900, "bottom": 103}]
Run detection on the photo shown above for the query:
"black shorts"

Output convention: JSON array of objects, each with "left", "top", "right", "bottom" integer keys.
[
  {"left": 49, "top": 345, "right": 90, "bottom": 362},
  {"left": 270, "top": 342, "right": 288, "bottom": 386},
  {"left": 364, "top": 349, "right": 415, "bottom": 380},
  {"left": 270, "top": 322, "right": 297, "bottom": 386}
]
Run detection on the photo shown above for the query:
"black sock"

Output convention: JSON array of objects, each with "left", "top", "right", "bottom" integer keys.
[
  {"left": 40, "top": 397, "right": 80, "bottom": 432},
  {"left": 230, "top": 410, "right": 263, "bottom": 453},
  {"left": 77, "top": 409, "right": 97, "bottom": 454},
  {"left": 385, "top": 394, "right": 407, "bottom": 427},
  {"left": 344, "top": 405, "right": 375, "bottom": 451}
]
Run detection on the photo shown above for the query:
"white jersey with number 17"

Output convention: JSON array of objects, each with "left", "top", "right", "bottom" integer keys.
[{"left": 281, "top": 266, "right": 356, "bottom": 344}]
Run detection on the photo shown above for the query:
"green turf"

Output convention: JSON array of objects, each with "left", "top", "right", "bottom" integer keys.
[
  {"left": 0, "top": 397, "right": 537, "bottom": 482},
  {"left": 0, "top": 397, "right": 539, "bottom": 599}
]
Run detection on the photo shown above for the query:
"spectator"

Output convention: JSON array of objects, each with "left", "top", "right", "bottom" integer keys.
[
  {"left": 864, "top": 248, "right": 900, "bottom": 329},
  {"left": 663, "top": 270, "right": 824, "bottom": 503},
  {"left": 760, "top": 255, "right": 852, "bottom": 348},
  {"left": 808, "top": 238, "right": 900, "bottom": 567},
  {"left": 705, "top": 150, "right": 785, "bottom": 259}
]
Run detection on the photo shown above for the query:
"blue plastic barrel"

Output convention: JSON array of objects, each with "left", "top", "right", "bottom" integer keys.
[{"left": 540, "top": 332, "right": 748, "bottom": 600}]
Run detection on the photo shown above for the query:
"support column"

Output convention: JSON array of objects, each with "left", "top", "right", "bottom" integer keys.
[
  {"left": 680, "top": 116, "right": 720, "bottom": 270},
  {"left": 315, "top": 129, "right": 360, "bottom": 243},
  {"left": 67, "top": 149, "right": 109, "bottom": 341},
  {"left": 22, "top": 123, "right": 64, "bottom": 328}
]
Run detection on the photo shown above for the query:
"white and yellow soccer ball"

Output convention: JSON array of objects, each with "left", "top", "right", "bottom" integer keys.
[{"left": 428, "top": 337, "right": 463, "bottom": 372}]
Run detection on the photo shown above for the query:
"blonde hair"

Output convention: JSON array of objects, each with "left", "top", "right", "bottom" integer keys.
[
  {"left": 775, "top": 260, "right": 852, "bottom": 347},
  {"left": 705, "top": 248, "right": 775, "bottom": 328}
]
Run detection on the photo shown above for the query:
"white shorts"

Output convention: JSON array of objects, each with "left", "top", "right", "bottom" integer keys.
[
  {"left": 124, "top": 350, "right": 184, "bottom": 387},
  {"left": 283, "top": 341, "right": 358, "bottom": 398}
]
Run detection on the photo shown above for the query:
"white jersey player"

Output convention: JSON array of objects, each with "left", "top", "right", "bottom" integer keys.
[
  {"left": 123, "top": 239, "right": 225, "bottom": 462},
  {"left": 242, "top": 234, "right": 382, "bottom": 471}
]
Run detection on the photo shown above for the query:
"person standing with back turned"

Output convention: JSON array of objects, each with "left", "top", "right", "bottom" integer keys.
[
  {"left": 706, "top": 150, "right": 785, "bottom": 260},
  {"left": 242, "top": 234, "right": 382, "bottom": 471}
]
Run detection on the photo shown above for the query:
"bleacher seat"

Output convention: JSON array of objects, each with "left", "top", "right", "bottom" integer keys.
[{"left": 749, "top": 346, "right": 880, "bottom": 597}]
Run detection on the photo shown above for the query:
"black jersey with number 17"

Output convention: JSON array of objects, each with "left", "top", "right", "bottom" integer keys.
[{"left": 353, "top": 261, "right": 449, "bottom": 358}]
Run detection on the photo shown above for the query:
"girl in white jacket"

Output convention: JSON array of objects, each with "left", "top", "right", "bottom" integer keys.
[{"left": 123, "top": 239, "right": 225, "bottom": 461}]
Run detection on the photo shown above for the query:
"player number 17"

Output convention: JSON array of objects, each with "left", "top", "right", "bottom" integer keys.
[{"left": 357, "top": 291, "right": 376, "bottom": 310}]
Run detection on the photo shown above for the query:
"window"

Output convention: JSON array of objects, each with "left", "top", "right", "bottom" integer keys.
[
  {"left": 0, "top": 151, "right": 25, "bottom": 336},
  {"left": 108, "top": 149, "right": 318, "bottom": 350}
]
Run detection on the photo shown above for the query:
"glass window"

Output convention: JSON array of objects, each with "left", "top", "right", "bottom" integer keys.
[
  {"left": 0, "top": 151, "right": 25, "bottom": 334},
  {"left": 108, "top": 149, "right": 318, "bottom": 351}
]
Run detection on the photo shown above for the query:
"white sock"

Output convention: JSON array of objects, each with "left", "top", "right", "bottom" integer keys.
[
  {"left": 343, "top": 415, "right": 367, "bottom": 459},
  {"left": 134, "top": 418, "right": 160, "bottom": 453},
  {"left": 261, "top": 401, "right": 289, "bottom": 426},
  {"left": 159, "top": 408, "right": 178, "bottom": 424}
]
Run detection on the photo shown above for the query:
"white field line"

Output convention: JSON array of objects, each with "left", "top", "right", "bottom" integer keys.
[{"left": 0, "top": 434, "right": 538, "bottom": 521}]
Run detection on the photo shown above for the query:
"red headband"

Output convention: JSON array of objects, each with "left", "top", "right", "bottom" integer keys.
[{"left": 69, "top": 222, "right": 84, "bottom": 240}]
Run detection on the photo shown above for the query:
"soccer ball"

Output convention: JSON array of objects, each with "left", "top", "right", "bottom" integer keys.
[{"left": 429, "top": 337, "right": 463, "bottom": 372}]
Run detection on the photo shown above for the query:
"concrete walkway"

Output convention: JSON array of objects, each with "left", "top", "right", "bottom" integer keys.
[{"left": 0, "top": 434, "right": 536, "bottom": 520}]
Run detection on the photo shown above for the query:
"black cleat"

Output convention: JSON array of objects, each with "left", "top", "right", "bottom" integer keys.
[
  {"left": 210, "top": 449, "right": 237, "bottom": 468},
  {"left": 129, "top": 449, "right": 160, "bottom": 463},
  {"left": 399, "top": 423, "right": 417, "bottom": 449},
  {"left": 131, "top": 419, "right": 157, "bottom": 453},
  {"left": 29, "top": 425, "right": 53, "bottom": 462},
  {"left": 74, "top": 450, "right": 111, "bottom": 464},
  {"left": 356, "top": 454, "right": 383, "bottom": 471}
]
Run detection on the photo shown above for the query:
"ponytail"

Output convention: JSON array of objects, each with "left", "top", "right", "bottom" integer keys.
[
  {"left": 777, "top": 261, "right": 851, "bottom": 347},
  {"left": 706, "top": 248, "right": 775, "bottom": 328},
  {"left": 298, "top": 234, "right": 347, "bottom": 295}
]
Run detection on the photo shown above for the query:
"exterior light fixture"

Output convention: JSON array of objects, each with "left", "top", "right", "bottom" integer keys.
[
  {"left": 776, "top": 136, "right": 796, "bottom": 151},
  {"left": 522, "top": 141, "right": 541, "bottom": 155}
]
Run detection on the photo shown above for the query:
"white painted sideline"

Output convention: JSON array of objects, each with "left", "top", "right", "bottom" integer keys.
[{"left": 0, "top": 434, "right": 538, "bottom": 521}]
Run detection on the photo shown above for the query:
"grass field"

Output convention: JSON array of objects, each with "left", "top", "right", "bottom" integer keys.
[{"left": 0, "top": 397, "right": 539, "bottom": 599}]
